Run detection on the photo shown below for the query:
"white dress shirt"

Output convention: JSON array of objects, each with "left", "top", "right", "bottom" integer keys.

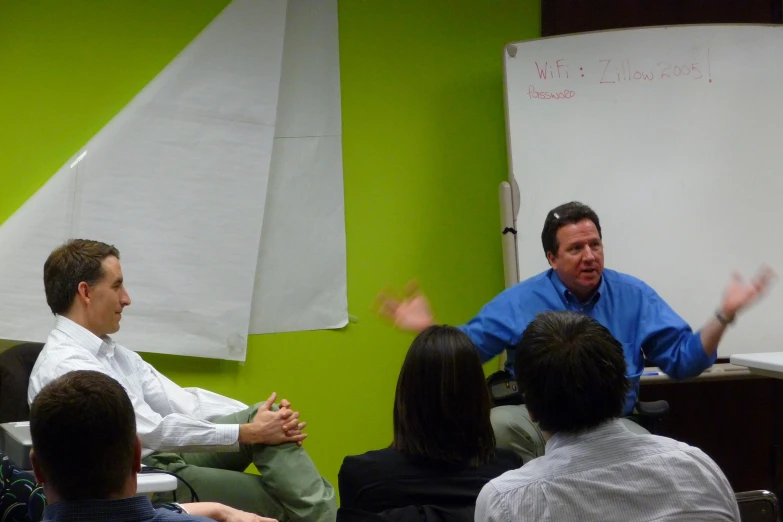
[
  {"left": 475, "top": 419, "right": 740, "bottom": 522},
  {"left": 28, "top": 316, "right": 248, "bottom": 457}
]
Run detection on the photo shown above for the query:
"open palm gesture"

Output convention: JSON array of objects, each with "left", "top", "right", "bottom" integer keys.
[
  {"left": 721, "top": 266, "right": 776, "bottom": 318},
  {"left": 375, "top": 281, "right": 434, "bottom": 332}
]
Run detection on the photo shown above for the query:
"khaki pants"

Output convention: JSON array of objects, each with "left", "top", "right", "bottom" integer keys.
[
  {"left": 490, "top": 405, "right": 649, "bottom": 464},
  {"left": 143, "top": 403, "right": 336, "bottom": 522}
]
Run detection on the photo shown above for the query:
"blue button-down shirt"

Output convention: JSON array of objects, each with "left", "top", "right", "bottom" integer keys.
[
  {"left": 42, "top": 496, "right": 212, "bottom": 522},
  {"left": 459, "top": 268, "right": 716, "bottom": 414}
]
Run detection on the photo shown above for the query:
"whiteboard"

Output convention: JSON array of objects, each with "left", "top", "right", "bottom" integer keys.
[{"left": 503, "top": 25, "right": 783, "bottom": 357}]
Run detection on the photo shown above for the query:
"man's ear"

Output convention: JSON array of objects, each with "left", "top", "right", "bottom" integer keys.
[
  {"left": 30, "top": 449, "right": 45, "bottom": 485},
  {"left": 133, "top": 435, "right": 142, "bottom": 472},
  {"left": 546, "top": 251, "right": 558, "bottom": 269},
  {"left": 76, "top": 281, "right": 91, "bottom": 303}
]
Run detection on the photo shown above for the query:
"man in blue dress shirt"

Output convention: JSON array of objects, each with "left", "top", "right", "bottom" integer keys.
[{"left": 377, "top": 201, "right": 775, "bottom": 462}]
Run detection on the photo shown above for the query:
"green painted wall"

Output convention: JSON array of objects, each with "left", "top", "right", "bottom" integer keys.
[{"left": 0, "top": 0, "right": 540, "bottom": 498}]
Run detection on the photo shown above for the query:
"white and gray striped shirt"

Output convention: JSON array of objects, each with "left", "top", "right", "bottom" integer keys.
[
  {"left": 29, "top": 316, "right": 247, "bottom": 457},
  {"left": 475, "top": 419, "right": 740, "bottom": 521}
]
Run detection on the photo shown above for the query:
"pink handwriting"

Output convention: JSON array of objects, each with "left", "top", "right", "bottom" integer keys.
[
  {"left": 534, "top": 59, "right": 569, "bottom": 80},
  {"left": 531, "top": 50, "right": 712, "bottom": 86},
  {"left": 600, "top": 58, "right": 704, "bottom": 83},
  {"left": 527, "top": 85, "right": 576, "bottom": 100}
]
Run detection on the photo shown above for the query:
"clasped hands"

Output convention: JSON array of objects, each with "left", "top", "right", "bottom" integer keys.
[{"left": 238, "top": 392, "right": 307, "bottom": 446}]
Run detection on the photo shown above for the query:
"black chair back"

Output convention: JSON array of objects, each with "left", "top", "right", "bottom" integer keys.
[
  {"left": 0, "top": 343, "right": 44, "bottom": 423},
  {"left": 736, "top": 490, "right": 780, "bottom": 522}
]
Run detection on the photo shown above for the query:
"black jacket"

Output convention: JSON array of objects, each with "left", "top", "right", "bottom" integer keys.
[{"left": 337, "top": 447, "right": 522, "bottom": 521}]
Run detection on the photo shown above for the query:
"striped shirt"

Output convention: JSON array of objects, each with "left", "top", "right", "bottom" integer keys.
[
  {"left": 29, "top": 316, "right": 247, "bottom": 456},
  {"left": 475, "top": 419, "right": 740, "bottom": 522}
]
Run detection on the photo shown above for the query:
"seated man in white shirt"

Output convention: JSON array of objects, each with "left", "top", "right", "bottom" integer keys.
[
  {"left": 475, "top": 310, "right": 740, "bottom": 522},
  {"left": 28, "top": 239, "right": 336, "bottom": 522}
]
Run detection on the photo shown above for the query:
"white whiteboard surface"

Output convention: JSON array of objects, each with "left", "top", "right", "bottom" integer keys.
[{"left": 504, "top": 25, "right": 783, "bottom": 357}]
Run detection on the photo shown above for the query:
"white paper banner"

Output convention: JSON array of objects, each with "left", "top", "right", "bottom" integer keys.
[
  {"left": 250, "top": 0, "right": 348, "bottom": 333},
  {"left": 0, "top": 0, "right": 287, "bottom": 360},
  {"left": 0, "top": 0, "right": 348, "bottom": 358}
]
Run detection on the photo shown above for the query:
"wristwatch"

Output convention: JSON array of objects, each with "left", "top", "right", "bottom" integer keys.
[{"left": 715, "top": 309, "right": 735, "bottom": 326}]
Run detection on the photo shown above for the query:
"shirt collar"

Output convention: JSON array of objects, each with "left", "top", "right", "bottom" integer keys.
[
  {"left": 54, "top": 315, "right": 116, "bottom": 358},
  {"left": 43, "top": 496, "right": 156, "bottom": 522},
  {"left": 548, "top": 269, "right": 605, "bottom": 306},
  {"left": 545, "top": 418, "right": 628, "bottom": 454}
]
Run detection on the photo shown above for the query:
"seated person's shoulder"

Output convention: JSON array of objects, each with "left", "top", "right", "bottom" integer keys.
[
  {"left": 338, "top": 449, "right": 413, "bottom": 511},
  {"left": 341, "top": 447, "right": 521, "bottom": 482},
  {"left": 45, "top": 336, "right": 141, "bottom": 363},
  {"left": 33, "top": 341, "right": 97, "bottom": 372},
  {"left": 639, "top": 434, "right": 729, "bottom": 478},
  {"left": 649, "top": 433, "right": 713, "bottom": 459},
  {"left": 478, "top": 466, "right": 545, "bottom": 514},
  {"left": 30, "top": 339, "right": 143, "bottom": 395},
  {"left": 482, "top": 448, "right": 560, "bottom": 496},
  {"left": 340, "top": 448, "right": 407, "bottom": 475},
  {"left": 645, "top": 436, "right": 734, "bottom": 493},
  {"left": 512, "top": 270, "right": 552, "bottom": 291}
]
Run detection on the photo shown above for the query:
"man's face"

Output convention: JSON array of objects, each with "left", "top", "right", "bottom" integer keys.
[
  {"left": 547, "top": 219, "right": 604, "bottom": 300},
  {"left": 84, "top": 256, "right": 131, "bottom": 337}
]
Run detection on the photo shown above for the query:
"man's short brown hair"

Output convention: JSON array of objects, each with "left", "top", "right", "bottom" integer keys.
[
  {"left": 43, "top": 239, "right": 119, "bottom": 315},
  {"left": 30, "top": 370, "right": 137, "bottom": 500},
  {"left": 515, "top": 311, "right": 629, "bottom": 434}
]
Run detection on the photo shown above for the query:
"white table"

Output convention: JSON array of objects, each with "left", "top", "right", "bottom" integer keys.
[
  {"left": 137, "top": 469, "right": 179, "bottom": 494},
  {"left": 0, "top": 421, "right": 177, "bottom": 495},
  {"left": 730, "top": 352, "right": 783, "bottom": 379}
]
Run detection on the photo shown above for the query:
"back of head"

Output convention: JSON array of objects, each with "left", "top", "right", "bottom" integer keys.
[
  {"left": 43, "top": 239, "right": 119, "bottom": 315},
  {"left": 515, "top": 311, "right": 629, "bottom": 434},
  {"left": 392, "top": 325, "right": 495, "bottom": 467},
  {"left": 540, "top": 201, "right": 601, "bottom": 258},
  {"left": 30, "top": 370, "right": 136, "bottom": 500}
]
